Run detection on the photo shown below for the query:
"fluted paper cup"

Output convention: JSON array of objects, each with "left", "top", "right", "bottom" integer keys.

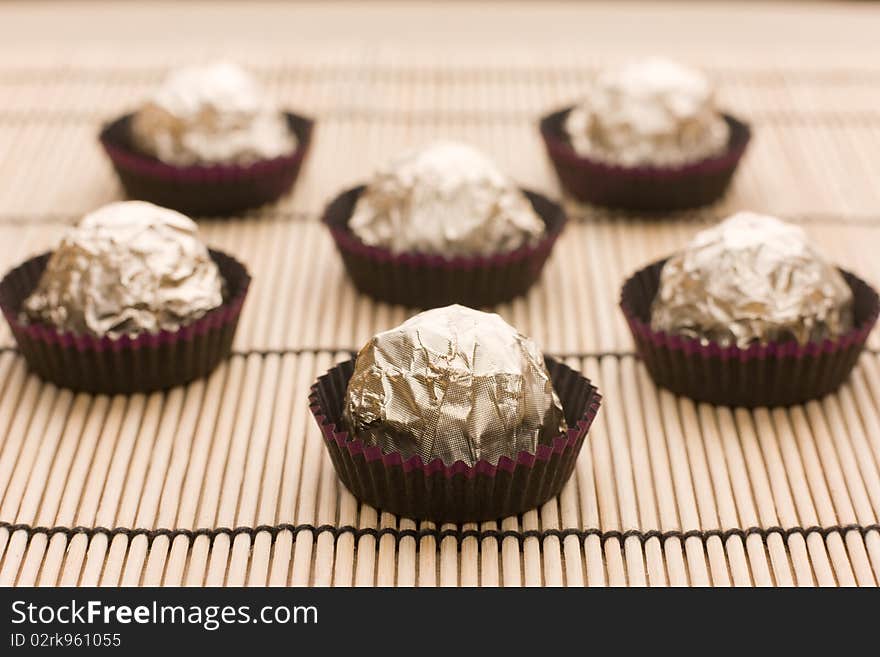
[
  {"left": 309, "top": 355, "right": 601, "bottom": 523},
  {"left": 0, "top": 250, "right": 250, "bottom": 394},
  {"left": 99, "top": 112, "right": 313, "bottom": 216},
  {"left": 540, "top": 108, "right": 751, "bottom": 211},
  {"left": 323, "top": 186, "right": 566, "bottom": 308},
  {"left": 620, "top": 258, "right": 879, "bottom": 407}
]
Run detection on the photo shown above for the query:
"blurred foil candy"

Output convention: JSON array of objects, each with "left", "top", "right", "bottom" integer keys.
[
  {"left": 23, "top": 201, "right": 224, "bottom": 337},
  {"left": 564, "top": 56, "right": 730, "bottom": 167},
  {"left": 343, "top": 304, "right": 567, "bottom": 467},
  {"left": 650, "top": 212, "right": 853, "bottom": 348},
  {"left": 131, "top": 62, "right": 296, "bottom": 166}
]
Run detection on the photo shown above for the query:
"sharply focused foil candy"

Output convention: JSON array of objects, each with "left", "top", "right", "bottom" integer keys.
[
  {"left": 650, "top": 212, "right": 853, "bottom": 347},
  {"left": 348, "top": 141, "right": 546, "bottom": 256},
  {"left": 343, "top": 305, "right": 567, "bottom": 467},
  {"left": 23, "top": 201, "right": 224, "bottom": 337}
]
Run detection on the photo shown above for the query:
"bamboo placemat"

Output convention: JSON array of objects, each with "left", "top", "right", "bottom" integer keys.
[{"left": 2, "top": 12, "right": 880, "bottom": 587}]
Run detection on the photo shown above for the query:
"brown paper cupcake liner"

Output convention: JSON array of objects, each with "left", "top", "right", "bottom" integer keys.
[
  {"left": 0, "top": 250, "right": 250, "bottom": 394},
  {"left": 540, "top": 108, "right": 751, "bottom": 211},
  {"left": 309, "top": 355, "right": 601, "bottom": 523},
  {"left": 323, "top": 186, "right": 566, "bottom": 308},
  {"left": 620, "top": 258, "right": 880, "bottom": 407},
  {"left": 99, "top": 112, "right": 313, "bottom": 217}
]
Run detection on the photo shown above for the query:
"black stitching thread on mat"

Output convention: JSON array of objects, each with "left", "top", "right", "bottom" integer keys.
[
  {"left": 226, "top": 348, "right": 643, "bottom": 360},
  {"left": 0, "top": 345, "right": 353, "bottom": 359},
  {"left": 0, "top": 345, "right": 636, "bottom": 359},
  {"left": 227, "top": 345, "right": 880, "bottom": 361},
  {"left": 2, "top": 520, "right": 878, "bottom": 551},
  {"left": 2, "top": 345, "right": 880, "bottom": 361}
]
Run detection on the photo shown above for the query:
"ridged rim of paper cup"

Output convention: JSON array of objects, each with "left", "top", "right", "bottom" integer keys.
[
  {"left": 619, "top": 258, "right": 879, "bottom": 362},
  {"left": 323, "top": 185, "right": 566, "bottom": 270},
  {"left": 308, "top": 355, "right": 601, "bottom": 522},
  {"left": 0, "top": 249, "right": 250, "bottom": 354},
  {"left": 540, "top": 108, "right": 751, "bottom": 178},
  {"left": 98, "top": 111, "right": 313, "bottom": 216},
  {"left": 322, "top": 185, "right": 567, "bottom": 308},
  {"left": 618, "top": 258, "right": 879, "bottom": 407},
  {"left": 539, "top": 107, "right": 751, "bottom": 210},
  {"left": 99, "top": 111, "right": 312, "bottom": 182}
]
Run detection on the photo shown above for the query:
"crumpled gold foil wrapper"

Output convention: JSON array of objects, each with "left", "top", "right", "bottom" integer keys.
[
  {"left": 23, "top": 201, "right": 224, "bottom": 338},
  {"left": 651, "top": 212, "right": 853, "bottom": 347},
  {"left": 349, "top": 141, "right": 546, "bottom": 257},
  {"left": 564, "top": 57, "right": 730, "bottom": 167},
  {"left": 131, "top": 62, "right": 296, "bottom": 166},
  {"left": 343, "top": 305, "right": 567, "bottom": 467}
]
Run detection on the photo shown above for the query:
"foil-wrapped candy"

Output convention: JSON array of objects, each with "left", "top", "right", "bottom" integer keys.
[
  {"left": 23, "top": 201, "right": 224, "bottom": 337},
  {"left": 131, "top": 62, "right": 296, "bottom": 166},
  {"left": 565, "top": 57, "right": 730, "bottom": 167},
  {"left": 343, "top": 305, "right": 567, "bottom": 467},
  {"left": 650, "top": 212, "right": 853, "bottom": 347},
  {"left": 348, "top": 141, "right": 546, "bottom": 257}
]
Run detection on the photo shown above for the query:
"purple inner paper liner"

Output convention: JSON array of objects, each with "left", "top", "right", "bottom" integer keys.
[
  {"left": 323, "top": 186, "right": 567, "bottom": 308},
  {"left": 0, "top": 250, "right": 250, "bottom": 394},
  {"left": 540, "top": 108, "right": 751, "bottom": 211},
  {"left": 309, "top": 356, "right": 601, "bottom": 522},
  {"left": 99, "top": 112, "right": 313, "bottom": 217},
  {"left": 620, "top": 258, "right": 880, "bottom": 407}
]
